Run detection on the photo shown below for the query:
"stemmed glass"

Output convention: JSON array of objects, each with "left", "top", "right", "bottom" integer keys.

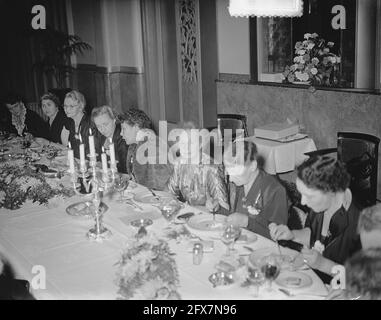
[
  {"left": 221, "top": 224, "right": 241, "bottom": 257},
  {"left": 259, "top": 254, "right": 281, "bottom": 292},
  {"left": 114, "top": 174, "right": 129, "bottom": 202},
  {"left": 247, "top": 260, "right": 265, "bottom": 297}
]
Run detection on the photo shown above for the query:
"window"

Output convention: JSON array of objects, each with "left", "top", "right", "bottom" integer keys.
[{"left": 251, "top": 0, "right": 379, "bottom": 91}]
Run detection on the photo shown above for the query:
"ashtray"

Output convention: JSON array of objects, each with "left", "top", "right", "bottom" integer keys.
[{"left": 208, "top": 271, "right": 235, "bottom": 288}]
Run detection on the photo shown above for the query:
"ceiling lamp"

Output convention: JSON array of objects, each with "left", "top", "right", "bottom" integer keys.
[{"left": 228, "top": 0, "right": 304, "bottom": 18}]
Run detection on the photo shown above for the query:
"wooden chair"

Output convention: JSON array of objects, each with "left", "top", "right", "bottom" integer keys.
[{"left": 304, "top": 132, "right": 380, "bottom": 208}]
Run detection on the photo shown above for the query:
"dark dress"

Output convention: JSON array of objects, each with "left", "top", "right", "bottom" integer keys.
[
  {"left": 5, "top": 109, "right": 49, "bottom": 139},
  {"left": 230, "top": 170, "right": 289, "bottom": 239},
  {"left": 125, "top": 134, "right": 173, "bottom": 191},
  {"left": 305, "top": 201, "right": 362, "bottom": 283},
  {"left": 66, "top": 114, "right": 94, "bottom": 159},
  {"left": 94, "top": 123, "right": 128, "bottom": 173},
  {"left": 47, "top": 109, "right": 69, "bottom": 144}
]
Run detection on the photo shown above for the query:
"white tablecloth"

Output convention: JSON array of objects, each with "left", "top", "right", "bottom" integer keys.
[
  {"left": 0, "top": 185, "right": 328, "bottom": 300},
  {"left": 247, "top": 136, "right": 317, "bottom": 174}
]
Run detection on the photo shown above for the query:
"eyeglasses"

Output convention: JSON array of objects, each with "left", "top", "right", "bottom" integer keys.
[{"left": 64, "top": 104, "right": 80, "bottom": 109}]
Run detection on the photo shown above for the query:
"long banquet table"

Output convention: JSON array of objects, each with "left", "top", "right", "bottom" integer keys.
[{"left": 0, "top": 183, "right": 328, "bottom": 300}]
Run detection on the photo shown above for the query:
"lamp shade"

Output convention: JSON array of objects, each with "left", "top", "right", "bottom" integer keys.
[{"left": 228, "top": 0, "right": 303, "bottom": 18}]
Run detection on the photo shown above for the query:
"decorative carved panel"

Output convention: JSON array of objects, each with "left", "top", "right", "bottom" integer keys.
[{"left": 178, "top": 0, "right": 197, "bottom": 83}]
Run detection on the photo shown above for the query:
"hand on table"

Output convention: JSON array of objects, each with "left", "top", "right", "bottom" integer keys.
[
  {"left": 269, "top": 223, "right": 294, "bottom": 241},
  {"left": 301, "top": 247, "right": 324, "bottom": 269},
  {"left": 226, "top": 212, "right": 248, "bottom": 228}
]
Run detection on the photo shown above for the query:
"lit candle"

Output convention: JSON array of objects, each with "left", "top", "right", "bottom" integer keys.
[
  {"left": 67, "top": 142, "right": 75, "bottom": 173},
  {"left": 101, "top": 146, "right": 108, "bottom": 174},
  {"left": 109, "top": 137, "right": 116, "bottom": 169},
  {"left": 79, "top": 135, "right": 86, "bottom": 171},
  {"left": 89, "top": 128, "right": 96, "bottom": 158}
]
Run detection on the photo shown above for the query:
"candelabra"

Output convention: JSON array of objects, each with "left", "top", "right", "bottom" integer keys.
[{"left": 68, "top": 154, "right": 118, "bottom": 242}]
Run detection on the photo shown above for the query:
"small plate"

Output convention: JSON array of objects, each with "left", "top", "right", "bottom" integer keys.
[
  {"left": 187, "top": 213, "right": 226, "bottom": 232},
  {"left": 66, "top": 201, "right": 108, "bottom": 218},
  {"left": 275, "top": 271, "right": 312, "bottom": 289}
]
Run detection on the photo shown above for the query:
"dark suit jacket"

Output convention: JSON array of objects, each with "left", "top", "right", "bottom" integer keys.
[
  {"left": 66, "top": 114, "right": 94, "bottom": 159},
  {"left": 47, "top": 109, "right": 69, "bottom": 144},
  {"left": 94, "top": 123, "right": 128, "bottom": 173},
  {"left": 230, "top": 170, "right": 289, "bottom": 239},
  {"left": 305, "top": 201, "right": 362, "bottom": 283}
]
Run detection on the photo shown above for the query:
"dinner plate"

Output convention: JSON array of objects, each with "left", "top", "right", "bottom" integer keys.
[
  {"left": 275, "top": 271, "right": 312, "bottom": 289},
  {"left": 187, "top": 213, "right": 226, "bottom": 232},
  {"left": 66, "top": 201, "right": 108, "bottom": 218},
  {"left": 133, "top": 191, "right": 175, "bottom": 204}
]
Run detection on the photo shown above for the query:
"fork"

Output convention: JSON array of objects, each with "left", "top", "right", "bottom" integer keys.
[{"left": 148, "top": 188, "right": 160, "bottom": 200}]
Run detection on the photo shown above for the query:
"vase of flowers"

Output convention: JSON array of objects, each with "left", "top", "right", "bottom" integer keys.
[
  {"left": 282, "top": 33, "right": 341, "bottom": 86},
  {"left": 116, "top": 233, "right": 181, "bottom": 300}
]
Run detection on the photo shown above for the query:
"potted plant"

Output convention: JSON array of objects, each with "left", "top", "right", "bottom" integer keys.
[
  {"left": 32, "top": 27, "right": 92, "bottom": 100},
  {"left": 282, "top": 33, "right": 341, "bottom": 86}
]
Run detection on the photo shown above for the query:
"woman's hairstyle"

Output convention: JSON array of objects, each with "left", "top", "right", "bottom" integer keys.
[
  {"left": 358, "top": 203, "right": 381, "bottom": 233},
  {"left": 3, "top": 92, "right": 24, "bottom": 105},
  {"left": 40, "top": 92, "right": 60, "bottom": 109},
  {"left": 119, "top": 108, "right": 152, "bottom": 129},
  {"left": 91, "top": 105, "right": 116, "bottom": 123},
  {"left": 297, "top": 155, "right": 350, "bottom": 193},
  {"left": 345, "top": 248, "right": 381, "bottom": 300},
  {"left": 64, "top": 90, "right": 86, "bottom": 112}
]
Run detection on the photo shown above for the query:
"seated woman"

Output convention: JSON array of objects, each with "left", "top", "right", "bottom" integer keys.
[
  {"left": 225, "top": 140, "right": 288, "bottom": 239},
  {"left": 91, "top": 105, "right": 128, "bottom": 173},
  {"left": 63, "top": 90, "right": 93, "bottom": 159},
  {"left": 269, "top": 155, "right": 361, "bottom": 284},
  {"left": 166, "top": 122, "right": 229, "bottom": 213},
  {"left": 3, "top": 93, "right": 49, "bottom": 139},
  {"left": 119, "top": 108, "right": 172, "bottom": 190},
  {"left": 40, "top": 92, "right": 69, "bottom": 146},
  {"left": 344, "top": 248, "right": 381, "bottom": 300}
]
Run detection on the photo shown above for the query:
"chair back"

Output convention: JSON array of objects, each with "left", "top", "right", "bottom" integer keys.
[
  {"left": 217, "top": 114, "right": 248, "bottom": 142},
  {"left": 337, "top": 132, "right": 380, "bottom": 208}
]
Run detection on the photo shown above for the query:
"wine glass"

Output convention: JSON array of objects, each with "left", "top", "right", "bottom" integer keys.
[
  {"left": 221, "top": 224, "right": 241, "bottom": 257},
  {"left": 114, "top": 174, "right": 129, "bottom": 202},
  {"left": 247, "top": 261, "right": 265, "bottom": 297},
  {"left": 259, "top": 254, "right": 281, "bottom": 292}
]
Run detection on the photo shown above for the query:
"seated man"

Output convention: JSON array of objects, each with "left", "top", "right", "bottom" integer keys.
[
  {"left": 224, "top": 140, "right": 289, "bottom": 239},
  {"left": 119, "top": 108, "right": 172, "bottom": 191}
]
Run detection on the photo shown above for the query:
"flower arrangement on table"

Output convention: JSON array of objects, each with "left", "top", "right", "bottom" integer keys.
[
  {"left": 116, "top": 233, "right": 181, "bottom": 300},
  {"left": 282, "top": 33, "right": 341, "bottom": 86},
  {"left": 0, "top": 162, "right": 74, "bottom": 210}
]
